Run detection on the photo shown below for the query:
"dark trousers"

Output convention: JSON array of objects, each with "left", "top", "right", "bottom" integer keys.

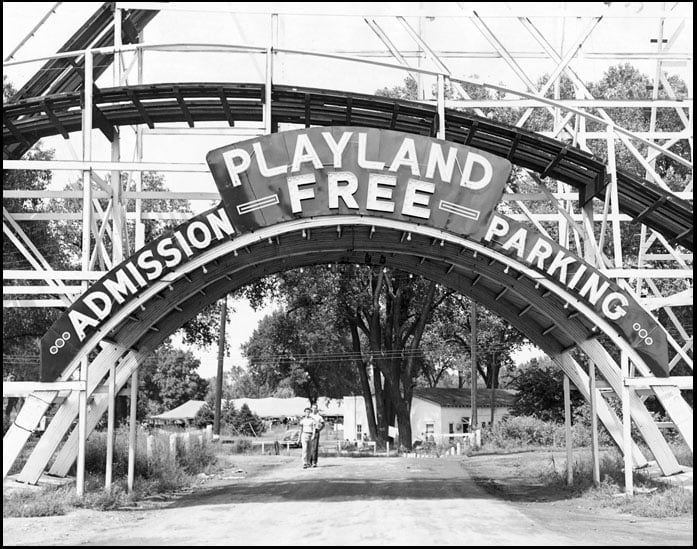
[{"left": 310, "top": 434, "right": 320, "bottom": 465}]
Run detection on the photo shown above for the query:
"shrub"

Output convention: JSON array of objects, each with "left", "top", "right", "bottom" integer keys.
[
  {"left": 228, "top": 439, "right": 252, "bottom": 454},
  {"left": 510, "top": 357, "right": 584, "bottom": 421},
  {"left": 483, "top": 415, "right": 561, "bottom": 448},
  {"left": 231, "top": 403, "right": 265, "bottom": 437},
  {"left": 193, "top": 403, "right": 214, "bottom": 429}
]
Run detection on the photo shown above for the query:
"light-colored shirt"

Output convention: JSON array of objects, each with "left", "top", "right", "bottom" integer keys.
[
  {"left": 299, "top": 416, "right": 316, "bottom": 436},
  {"left": 310, "top": 412, "right": 325, "bottom": 433}
]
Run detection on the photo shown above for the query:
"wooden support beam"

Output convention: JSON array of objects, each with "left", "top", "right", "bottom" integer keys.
[
  {"left": 304, "top": 93, "right": 311, "bottom": 128},
  {"left": 634, "top": 195, "right": 668, "bottom": 223},
  {"left": 495, "top": 287, "right": 508, "bottom": 301},
  {"left": 465, "top": 120, "right": 478, "bottom": 145},
  {"left": 42, "top": 99, "right": 70, "bottom": 139},
  {"left": 518, "top": 304, "right": 532, "bottom": 317},
  {"left": 541, "top": 145, "right": 569, "bottom": 178},
  {"left": 3, "top": 381, "right": 86, "bottom": 397},
  {"left": 3, "top": 391, "right": 57, "bottom": 478},
  {"left": 219, "top": 88, "right": 235, "bottom": 126},
  {"left": 624, "top": 376, "right": 692, "bottom": 388},
  {"left": 507, "top": 133, "right": 522, "bottom": 161},
  {"left": 127, "top": 89, "right": 154, "bottom": 128},
  {"left": 390, "top": 103, "right": 399, "bottom": 129},
  {"left": 92, "top": 106, "right": 116, "bottom": 142},
  {"left": 3, "top": 113, "right": 31, "bottom": 147},
  {"left": 174, "top": 87, "right": 195, "bottom": 127}
]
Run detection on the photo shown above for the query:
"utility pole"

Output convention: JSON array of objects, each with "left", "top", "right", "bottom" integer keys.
[
  {"left": 470, "top": 300, "right": 478, "bottom": 432},
  {"left": 214, "top": 296, "right": 228, "bottom": 435},
  {"left": 490, "top": 352, "right": 497, "bottom": 427}
]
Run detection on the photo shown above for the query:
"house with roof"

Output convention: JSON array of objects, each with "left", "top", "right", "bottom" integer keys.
[
  {"left": 411, "top": 387, "right": 516, "bottom": 443},
  {"left": 343, "top": 387, "right": 516, "bottom": 444},
  {"left": 147, "top": 399, "right": 208, "bottom": 428}
]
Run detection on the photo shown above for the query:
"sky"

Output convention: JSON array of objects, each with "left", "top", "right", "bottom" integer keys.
[{"left": 3, "top": 2, "right": 690, "bottom": 378}]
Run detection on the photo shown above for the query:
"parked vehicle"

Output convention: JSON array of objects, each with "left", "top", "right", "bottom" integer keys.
[{"left": 281, "top": 429, "right": 301, "bottom": 448}]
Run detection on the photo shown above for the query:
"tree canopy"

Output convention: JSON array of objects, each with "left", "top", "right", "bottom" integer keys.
[{"left": 137, "top": 339, "right": 209, "bottom": 418}]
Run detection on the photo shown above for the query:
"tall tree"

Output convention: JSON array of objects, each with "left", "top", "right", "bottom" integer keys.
[
  {"left": 510, "top": 356, "right": 585, "bottom": 422},
  {"left": 242, "top": 269, "right": 362, "bottom": 401},
  {"left": 137, "top": 339, "right": 209, "bottom": 418}
]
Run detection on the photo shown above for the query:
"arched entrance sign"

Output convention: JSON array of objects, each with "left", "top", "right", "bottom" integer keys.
[{"left": 40, "top": 127, "right": 668, "bottom": 382}]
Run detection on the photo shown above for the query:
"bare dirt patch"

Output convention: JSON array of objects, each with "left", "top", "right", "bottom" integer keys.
[
  {"left": 3, "top": 451, "right": 693, "bottom": 546},
  {"left": 465, "top": 450, "right": 693, "bottom": 546}
]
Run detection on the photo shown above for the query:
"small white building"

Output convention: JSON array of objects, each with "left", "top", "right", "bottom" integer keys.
[{"left": 343, "top": 388, "right": 516, "bottom": 443}]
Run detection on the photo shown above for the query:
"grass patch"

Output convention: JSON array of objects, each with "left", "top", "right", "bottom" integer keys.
[
  {"left": 3, "top": 476, "right": 133, "bottom": 518},
  {"left": 587, "top": 477, "right": 693, "bottom": 518},
  {"left": 3, "top": 485, "right": 70, "bottom": 518},
  {"left": 4, "top": 425, "right": 221, "bottom": 518},
  {"left": 537, "top": 449, "right": 693, "bottom": 518}
]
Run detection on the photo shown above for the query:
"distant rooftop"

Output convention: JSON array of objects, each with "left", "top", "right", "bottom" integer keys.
[
  {"left": 148, "top": 399, "right": 208, "bottom": 421},
  {"left": 413, "top": 388, "right": 516, "bottom": 408},
  {"left": 231, "top": 396, "right": 344, "bottom": 418}
]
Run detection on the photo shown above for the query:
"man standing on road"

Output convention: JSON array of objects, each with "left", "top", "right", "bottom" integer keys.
[
  {"left": 309, "top": 403, "right": 325, "bottom": 468},
  {"left": 299, "top": 407, "right": 316, "bottom": 469}
]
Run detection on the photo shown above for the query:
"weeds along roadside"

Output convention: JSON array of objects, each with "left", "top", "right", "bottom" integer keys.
[
  {"left": 4, "top": 424, "right": 220, "bottom": 518},
  {"left": 466, "top": 415, "right": 692, "bottom": 519}
]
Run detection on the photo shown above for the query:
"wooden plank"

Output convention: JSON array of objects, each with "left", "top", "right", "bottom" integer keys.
[
  {"left": 50, "top": 351, "right": 144, "bottom": 477},
  {"left": 652, "top": 386, "right": 693, "bottom": 451},
  {"left": 3, "top": 381, "right": 85, "bottom": 397},
  {"left": 3, "top": 392, "right": 57, "bottom": 479},
  {"left": 583, "top": 340, "right": 682, "bottom": 475},
  {"left": 624, "top": 376, "right": 693, "bottom": 388},
  {"left": 556, "top": 353, "right": 647, "bottom": 468},
  {"left": 49, "top": 392, "right": 107, "bottom": 477},
  {"left": 17, "top": 392, "right": 80, "bottom": 483},
  {"left": 17, "top": 345, "right": 125, "bottom": 484}
]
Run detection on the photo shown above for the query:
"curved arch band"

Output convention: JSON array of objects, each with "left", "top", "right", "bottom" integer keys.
[{"left": 11, "top": 216, "right": 686, "bottom": 483}]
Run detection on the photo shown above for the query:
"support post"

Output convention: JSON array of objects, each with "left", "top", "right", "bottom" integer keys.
[
  {"left": 105, "top": 361, "right": 115, "bottom": 491},
  {"left": 564, "top": 373, "right": 573, "bottom": 485},
  {"left": 76, "top": 49, "right": 94, "bottom": 499},
  {"left": 437, "top": 73, "right": 446, "bottom": 139},
  {"left": 470, "top": 300, "right": 478, "bottom": 435},
  {"left": 135, "top": 32, "right": 145, "bottom": 250},
  {"left": 127, "top": 368, "right": 138, "bottom": 493},
  {"left": 214, "top": 297, "right": 227, "bottom": 435},
  {"left": 264, "top": 15, "right": 274, "bottom": 135},
  {"left": 111, "top": 5, "right": 125, "bottom": 261},
  {"left": 490, "top": 353, "right": 497, "bottom": 427},
  {"left": 589, "top": 361, "right": 601, "bottom": 486},
  {"left": 621, "top": 352, "right": 634, "bottom": 496},
  {"left": 147, "top": 434, "right": 154, "bottom": 463},
  {"left": 169, "top": 433, "right": 177, "bottom": 464}
]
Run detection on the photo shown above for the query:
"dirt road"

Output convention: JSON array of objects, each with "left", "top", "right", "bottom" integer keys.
[{"left": 3, "top": 454, "right": 693, "bottom": 546}]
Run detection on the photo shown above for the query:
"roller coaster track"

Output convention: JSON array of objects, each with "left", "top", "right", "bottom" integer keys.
[
  {"left": 12, "top": 2, "right": 159, "bottom": 100},
  {"left": 3, "top": 82, "right": 693, "bottom": 251},
  {"left": 2, "top": 2, "right": 692, "bottom": 488}
]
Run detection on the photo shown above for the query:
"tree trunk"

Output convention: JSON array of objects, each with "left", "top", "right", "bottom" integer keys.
[
  {"left": 348, "top": 319, "right": 377, "bottom": 441},
  {"left": 372, "top": 366, "right": 388, "bottom": 444},
  {"left": 395, "top": 399, "right": 412, "bottom": 450}
]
